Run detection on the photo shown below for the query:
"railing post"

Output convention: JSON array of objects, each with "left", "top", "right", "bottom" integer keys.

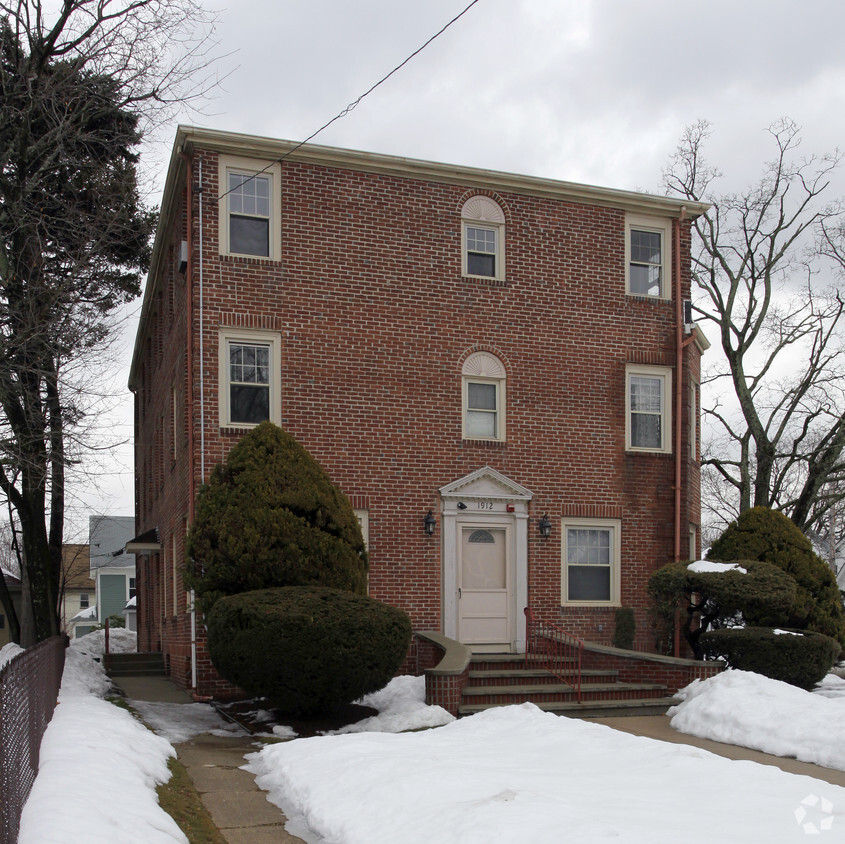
[{"left": 104, "top": 616, "right": 110, "bottom": 673}]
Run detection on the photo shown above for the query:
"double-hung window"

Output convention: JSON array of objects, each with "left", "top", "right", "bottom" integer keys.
[
  {"left": 626, "top": 215, "right": 671, "bottom": 298},
  {"left": 626, "top": 365, "right": 672, "bottom": 453},
  {"left": 562, "top": 519, "right": 621, "bottom": 605},
  {"left": 462, "top": 352, "right": 506, "bottom": 441},
  {"left": 228, "top": 172, "right": 270, "bottom": 257},
  {"left": 218, "top": 155, "right": 281, "bottom": 260},
  {"left": 461, "top": 196, "right": 505, "bottom": 280},
  {"left": 219, "top": 328, "right": 281, "bottom": 427}
]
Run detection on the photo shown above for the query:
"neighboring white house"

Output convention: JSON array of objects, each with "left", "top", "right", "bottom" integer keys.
[{"left": 87, "top": 516, "right": 136, "bottom": 634}]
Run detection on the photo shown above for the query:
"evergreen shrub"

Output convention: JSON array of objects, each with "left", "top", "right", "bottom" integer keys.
[
  {"left": 699, "top": 626, "right": 841, "bottom": 689},
  {"left": 707, "top": 507, "right": 845, "bottom": 648},
  {"left": 613, "top": 607, "right": 635, "bottom": 650},
  {"left": 207, "top": 586, "right": 412, "bottom": 715},
  {"left": 185, "top": 422, "right": 368, "bottom": 614}
]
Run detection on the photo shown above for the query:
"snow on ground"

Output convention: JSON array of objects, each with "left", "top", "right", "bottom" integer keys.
[
  {"left": 17, "top": 633, "right": 187, "bottom": 844},
  {"left": 131, "top": 700, "right": 244, "bottom": 744},
  {"left": 322, "top": 675, "right": 454, "bottom": 735},
  {"left": 0, "top": 641, "right": 24, "bottom": 669},
  {"left": 13, "top": 630, "right": 845, "bottom": 844},
  {"left": 245, "top": 701, "right": 845, "bottom": 844},
  {"left": 669, "top": 669, "right": 845, "bottom": 771}
]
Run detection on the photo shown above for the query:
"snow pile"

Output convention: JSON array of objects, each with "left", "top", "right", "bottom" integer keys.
[
  {"left": 0, "top": 641, "right": 24, "bottom": 670},
  {"left": 323, "top": 675, "right": 454, "bottom": 734},
  {"left": 814, "top": 673, "right": 845, "bottom": 700},
  {"left": 18, "top": 634, "right": 186, "bottom": 843},
  {"left": 71, "top": 626, "right": 137, "bottom": 657},
  {"left": 670, "top": 670, "right": 845, "bottom": 770},
  {"left": 688, "top": 559, "right": 748, "bottom": 574},
  {"left": 130, "top": 700, "right": 244, "bottom": 744},
  {"left": 246, "top": 703, "right": 845, "bottom": 844}
]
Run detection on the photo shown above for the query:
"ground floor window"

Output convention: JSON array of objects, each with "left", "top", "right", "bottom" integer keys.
[{"left": 561, "top": 518, "right": 621, "bottom": 605}]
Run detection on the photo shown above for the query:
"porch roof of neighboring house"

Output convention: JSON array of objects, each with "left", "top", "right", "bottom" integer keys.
[{"left": 125, "top": 528, "right": 161, "bottom": 554}]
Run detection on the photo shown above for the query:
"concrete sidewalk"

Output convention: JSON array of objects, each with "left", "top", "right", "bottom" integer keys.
[
  {"left": 590, "top": 714, "right": 845, "bottom": 788},
  {"left": 111, "top": 675, "right": 305, "bottom": 843}
]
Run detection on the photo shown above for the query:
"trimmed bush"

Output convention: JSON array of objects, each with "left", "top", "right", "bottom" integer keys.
[
  {"left": 699, "top": 626, "right": 841, "bottom": 690},
  {"left": 648, "top": 559, "right": 796, "bottom": 658},
  {"left": 707, "top": 507, "right": 845, "bottom": 648},
  {"left": 207, "top": 586, "right": 412, "bottom": 715},
  {"left": 185, "top": 422, "right": 367, "bottom": 613},
  {"left": 613, "top": 607, "right": 635, "bottom": 650}
]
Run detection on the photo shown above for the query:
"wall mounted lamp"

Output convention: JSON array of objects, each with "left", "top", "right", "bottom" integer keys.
[
  {"left": 538, "top": 514, "right": 552, "bottom": 538},
  {"left": 424, "top": 510, "right": 436, "bottom": 536}
]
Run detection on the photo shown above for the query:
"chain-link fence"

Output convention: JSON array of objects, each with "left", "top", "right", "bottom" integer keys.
[{"left": 0, "top": 636, "right": 67, "bottom": 844}]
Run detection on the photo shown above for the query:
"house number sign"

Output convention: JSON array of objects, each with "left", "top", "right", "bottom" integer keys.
[{"left": 476, "top": 500, "right": 495, "bottom": 510}]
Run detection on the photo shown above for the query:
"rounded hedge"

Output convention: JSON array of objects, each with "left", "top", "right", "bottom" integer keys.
[
  {"left": 699, "top": 626, "right": 841, "bottom": 690},
  {"left": 185, "top": 422, "right": 368, "bottom": 613},
  {"left": 206, "top": 586, "right": 412, "bottom": 715},
  {"left": 707, "top": 507, "right": 845, "bottom": 648}
]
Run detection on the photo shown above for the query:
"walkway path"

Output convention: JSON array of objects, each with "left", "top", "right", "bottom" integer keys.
[{"left": 114, "top": 676, "right": 305, "bottom": 843}]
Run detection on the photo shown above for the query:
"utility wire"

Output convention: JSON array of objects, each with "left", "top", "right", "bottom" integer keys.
[{"left": 216, "top": 0, "right": 482, "bottom": 202}]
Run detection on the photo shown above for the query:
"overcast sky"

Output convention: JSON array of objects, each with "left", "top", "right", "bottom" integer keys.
[{"left": 67, "top": 0, "right": 845, "bottom": 538}]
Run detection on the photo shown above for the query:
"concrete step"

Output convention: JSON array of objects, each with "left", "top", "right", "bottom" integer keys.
[
  {"left": 106, "top": 653, "right": 166, "bottom": 677},
  {"left": 462, "top": 681, "right": 668, "bottom": 706},
  {"left": 459, "top": 697, "right": 679, "bottom": 719},
  {"left": 467, "top": 668, "right": 618, "bottom": 687}
]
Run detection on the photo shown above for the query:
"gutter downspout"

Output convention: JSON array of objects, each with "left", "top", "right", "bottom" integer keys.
[
  {"left": 673, "top": 210, "right": 687, "bottom": 563},
  {"left": 181, "top": 150, "right": 198, "bottom": 692}
]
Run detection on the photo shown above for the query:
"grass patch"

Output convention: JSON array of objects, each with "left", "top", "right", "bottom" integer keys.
[{"left": 156, "top": 756, "right": 227, "bottom": 844}]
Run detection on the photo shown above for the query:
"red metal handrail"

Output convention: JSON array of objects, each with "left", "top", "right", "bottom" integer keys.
[{"left": 524, "top": 607, "right": 584, "bottom": 703}]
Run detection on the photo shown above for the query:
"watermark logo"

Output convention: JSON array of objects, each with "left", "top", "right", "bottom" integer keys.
[{"left": 794, "top": 794, "right": 835, "bottom": 835}]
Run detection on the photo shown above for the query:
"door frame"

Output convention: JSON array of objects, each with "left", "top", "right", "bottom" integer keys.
[{"left": 440, "top": 466, "right": 533, "bottom": 653}]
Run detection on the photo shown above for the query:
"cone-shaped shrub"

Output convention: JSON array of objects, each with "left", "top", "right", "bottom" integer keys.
[
  {"left": 707, "top": 507, "right": 845, "bottom": 648},
  {"left": 207, "top": 586, "right": 412, "bottom": 715},
  {"left": 185, "top": 422, "right": 367, "bottom": 613}
]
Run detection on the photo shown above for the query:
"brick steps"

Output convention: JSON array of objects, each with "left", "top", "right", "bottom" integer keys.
[
  {"left": 460, "top": 654, "right": 674, "bottom": 718},
  {"left": 106, "top": 652, "right": 166, "bottom": 677}
]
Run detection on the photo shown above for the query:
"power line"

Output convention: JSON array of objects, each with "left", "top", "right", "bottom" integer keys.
[{"left": 216, "top": 0, "right": 482, "bottom": 203}]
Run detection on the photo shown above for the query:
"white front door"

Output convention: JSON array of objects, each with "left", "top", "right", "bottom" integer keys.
[{"left": 458, "top": 524, "right": 511, "bottom": 651}]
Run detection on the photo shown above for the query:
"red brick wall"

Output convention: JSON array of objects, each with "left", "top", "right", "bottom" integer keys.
[{"left": 133, "top": 145, "right": 702, "bottom": 697}]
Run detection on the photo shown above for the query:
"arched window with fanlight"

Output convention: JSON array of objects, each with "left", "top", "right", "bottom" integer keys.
[
  {"left": 462, "top": 351, "right": 506, "bottom": 441},
  {"left": 461, "top": 196, "right": 505, "bottom": 280}
]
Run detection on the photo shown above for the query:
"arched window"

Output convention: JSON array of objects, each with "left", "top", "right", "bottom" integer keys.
[
  {"left": 462, "top": 351, "right": 506, "bottom": 441},
  {"left": 461, "top": 196, "right": 505, "bottom": 280}
]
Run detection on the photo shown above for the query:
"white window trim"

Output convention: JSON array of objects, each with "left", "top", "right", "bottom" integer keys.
[
  {"left": 217, "top": 154, "right": 282, "bottom": 260},
  {"left": 625, "top": 214, "right": 672, "bottom": 300},
  {"left": 625, "top": 364, "right": 672, "bottom": 454},
  {"left": 461, "top": 196, "right": 506, "bottom": 281},
  {"left": 561, "top": 517, "right": 622, "bottom": 606},
  {"left": 218, "top": 327, "right": 281, "bottom": 428},
  {"left": 461, "top": 352, "right": 506, "bottom": 442}
]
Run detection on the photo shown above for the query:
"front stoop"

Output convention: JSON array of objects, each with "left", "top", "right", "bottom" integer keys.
[{"left": 458, "top": 654, "right": 677, "bottom": 718}]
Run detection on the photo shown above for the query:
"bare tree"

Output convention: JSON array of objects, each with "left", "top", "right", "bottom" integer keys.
[
  {"left": 0, "top": 0, "right": 219, "bottom": 644},
  {"left": 664, "top": 119, "right": 845, "bottom": 537}
]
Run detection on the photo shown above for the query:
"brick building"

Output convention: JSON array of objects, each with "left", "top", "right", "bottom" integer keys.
[{"left": 129, "top": 126, "right": 709, "bottom": 697}]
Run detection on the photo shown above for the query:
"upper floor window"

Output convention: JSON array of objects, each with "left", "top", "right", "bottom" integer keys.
[
  {"left": 461, "top": 196, "right": 505, "bottom": 280},
  {"left": 218, "top": 155, "right": 282, "bottom": 260},
  {"left": 79, "top": 593, "right": 90, "bottom": 609},
  {"left": 626, "top": 215, "right": 671, "bottom": 299},
  {"left": 219, "top": 328, "right": 282, "bottom": 428},
  {"left": 228, "top": 172, "right": 270, "bottom": 256},
  {"left": 128, "top": 577, "right": 137, "bottom": 600},
  {"left": 462, "top": 351, "right": 506, "bottom": 441},
  {"left": 626, "top": 365, "right": 672, "bottom": 453}
]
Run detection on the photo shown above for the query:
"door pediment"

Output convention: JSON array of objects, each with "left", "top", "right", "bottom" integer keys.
[{"left": 440, "top": 466, "right": 533, "bottom": 502}]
